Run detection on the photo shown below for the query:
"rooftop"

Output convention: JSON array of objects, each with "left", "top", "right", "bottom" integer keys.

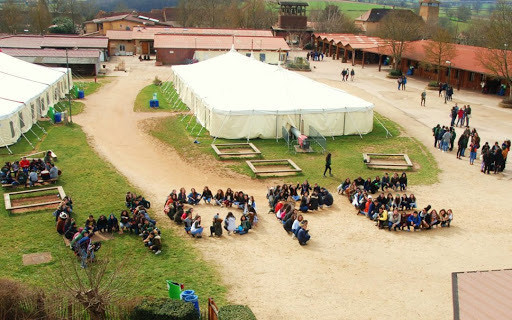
[
  {"left": 355, "top": 8, "right": 420, "bottom": 22},
  {"left": 314, "top": 33, "right": 388, "bottom": 49},
  {"left": 0, "top": 35, "right": 108, "bottom": 49},
  {"left": 0, "top": 48, "right": 101, "bottom": 58},
  {"left": 278, "top": 1, "right": 309, "bottom": 6},
  {"left": 106, "top": 27, "right": 274, "bottom": 41},
  {"left": 154, "top": 34, "right": 290, "bottom": 51}
]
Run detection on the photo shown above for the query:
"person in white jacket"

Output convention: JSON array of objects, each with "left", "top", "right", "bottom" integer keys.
[{"left": 223, "top": 212, "right": 237, "bottom": 235}]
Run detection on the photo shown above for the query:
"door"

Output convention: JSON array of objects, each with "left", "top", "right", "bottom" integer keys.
[{"left": 142, "top": 42, "right": 150, "bottom": 55}]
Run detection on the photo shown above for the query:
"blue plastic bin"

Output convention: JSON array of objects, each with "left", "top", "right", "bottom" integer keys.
[
  {"left": 180, "top": 290, "right": 195, "bottom": 300},
  {"left": 54, "top": 112, "right": 62, "bottom": 123},
  {"left": 77, "top": 90, "right": 85, "bottom": 99},
  {"left": 149, "top": 99, "right": 159, "bottom": 108},
  {"left": 184, "top": 294, "right": 200, "bottom": 314}
]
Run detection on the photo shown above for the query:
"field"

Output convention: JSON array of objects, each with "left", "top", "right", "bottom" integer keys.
[
  {"left": 147, "top": 112, "right": 440, "bottom": 189},
  {"left": 0, "top": 99, "right": 226, "bottom": 309},
  {"left": 134, "top": 82, "right": 187, "bottom": 112},
  {"left": 308, "top": 1, "right": 394, "bottom": 19}
]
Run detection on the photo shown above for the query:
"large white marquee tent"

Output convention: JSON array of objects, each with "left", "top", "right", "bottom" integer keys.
[
  {"left": 171, "top": 49, "right": 374, "bottom": 140},
  {"left": 0, "top": 52, "right": 71, "bottom": 148}
]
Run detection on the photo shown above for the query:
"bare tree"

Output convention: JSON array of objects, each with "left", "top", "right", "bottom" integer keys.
[
  {"left": 479, "top": 0, "right": 512, "bottom": 99},
  {"left": 377, "top": 10, "right": 423, "bottom": 70},
  {"left": 422, "top": 28, "right": 456, "bottom": 82},
  {"left": 239, "top": 0, "right": 276, "bottom": 29},
  {"left": 311, "top": 4, "right": 360, "bottom": 34},
  {"left": 30, "top": 0, "right": 52, "bottom": 35},
  {"left": 0, "top": 0, "right": 23, "bottom": 34}
]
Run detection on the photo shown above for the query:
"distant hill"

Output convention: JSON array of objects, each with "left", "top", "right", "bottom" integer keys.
[{"left": 93, "top": 0, "right": 179, "bottom": 12}]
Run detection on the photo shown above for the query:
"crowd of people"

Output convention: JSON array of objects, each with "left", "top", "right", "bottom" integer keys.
[
  {"left": 272, "top": 200, "right": 311, "bottom": 246},
  {"left": 432, "top": 118, "right": 510, "bottom": 173},
  {"left": 397, "top": 75, "right": 408, "bottom": 90},
  {"left": 439, "top": 82, "right": 454, "bottom": 103},
  {"left": 267, "top": 181, "right": 334, "bottom": 214},
  {"left": 1, "top": 151, "right": 60, "bottom": 187},
  {"left": 306, "top": 51, "right": 324, "bottom": 61},
  {"left": 337, "top": 173, "right": 408, "bottom": 196},
  {"left": 339, "top": 174, "right": 453, "bottom": 232},
  {"left": 163, "top": 187, "right": 258, "bottom": 238},
  {"left": 54, "top": 191, "right": 161, "bottom": 268}
]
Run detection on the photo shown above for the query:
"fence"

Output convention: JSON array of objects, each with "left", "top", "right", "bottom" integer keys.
[
  {"left": 208, "top": 298, "right": 219, "bottom": 320},
  {"left": 309, "top": 125, "right": 326, "bottom": 153},
  {"left": 282, "top": 126, "right": 292, "bottom": 151}
]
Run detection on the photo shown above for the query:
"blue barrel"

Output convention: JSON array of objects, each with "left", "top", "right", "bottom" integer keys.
[
  {"left": 184, "top": 294, "right": 200, "bottom": 314},
  {"left": 77, "top": 90, "right": 85, "bottom": 99},
  {"left": 54, "top": 112, "right": 62, "bottom": 123},
  {"left": 180, "top": 290, "right": 195, "bottom": 301},
  {"left": 153, "top": 100, "right": 159, "bottom": 107}
]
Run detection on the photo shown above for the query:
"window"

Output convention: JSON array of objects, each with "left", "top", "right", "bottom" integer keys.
[
  {"left": 246, "top": 53, "right": 251, "bottom": 57},
  {"left": 46, "top": 93, "right": 50, "bottom": 105},
  {"left": 119, "top": 44, "right": 126, "bottom": 51},
  {"left": 19, "top": 112, "right": 24, "bottom": 129},
  {"left": 40, "top": 98, "right": 45, "bottom": 113},
  {"left": 31, "top": 103, "right": 35, "bottom": 120},
  {"left": 455, "top": 70, "right": 460, "bottom": 79},
  {"left": 9, "top": 121, "right": 14, "bottom": 138},
  {"left": 125, "top": 26, "right": 130, "bottom": 30},
  {"left": 259, "top": 53, "right": 266, "bottom": 62},
  {"left": 279, "top": 53, "right": 286, "bottom": 61}
]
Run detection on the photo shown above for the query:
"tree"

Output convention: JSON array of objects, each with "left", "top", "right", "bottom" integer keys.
[
  {"left": 0, "top": 0, "right": 23, "bottom": 34},
  {"left": 377, "top": 10, "right": 423, "bottom": 70},
  {"left": 312, "top": 5, "right": 360, "bottom": 34},
  {"left": 49, "top": 16, "right": 76, "bottom": 34},
  {"left": 479, "top": 0, "right": 512, "bottom": 99},
  {"left": 456, "top": 5, "right": 471, "bottom": 22},
  {"left": 459, "top": 18, "right": 490, "bottom": 46},
  {"left": 422, "top": 28, "right": 456, "bottom": 82},
  {"left": 239, "top": 0, "right": 276, "bottom": 29},
  {"left": 30, "top": 0, "right": 52, "bottom": 34}
]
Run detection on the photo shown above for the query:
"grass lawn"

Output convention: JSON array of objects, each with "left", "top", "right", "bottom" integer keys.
[
  {"left": 148, "top": 113, "right": 440, "bottom": 190},
  {"left": 53, "top": 101, "right": 85, "bottom": 116},
  {"left": 0, "top": 123, "right": 226, "bottom": 308},
  {"left": 308, "top": 1, "right": 394, "bottom": 19},
  {"left": 74, "top": 79, "right": 111, "bottom": 97},
  {"left": 134, "top": 82, "right": 187, "bottom": 112}
]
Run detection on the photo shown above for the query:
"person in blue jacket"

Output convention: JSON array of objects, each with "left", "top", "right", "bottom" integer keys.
[
  {"left": 407, "top": 211, "right": 422, "bottom": 231},
  {"left": 297, "top": 220, "right": 311, "bottom": 245},
  {"left": 187, "top": 188, "right": 201, "bottom": 205}
]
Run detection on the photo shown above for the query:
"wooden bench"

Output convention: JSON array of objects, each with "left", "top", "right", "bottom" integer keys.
[
  {"left": 2, "top": 178, "right": 58, "bottom": 189},
  {"left": 23, "top": 150, "right": 58, "bottom": 161},
  {"left": 246, "top": 159, "right": 302, "bottom": 176},
  {"left": 4, "top": 186, "right": 66, "bottom": 212}
]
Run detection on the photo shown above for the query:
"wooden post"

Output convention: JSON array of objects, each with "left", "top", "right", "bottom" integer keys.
[
  {"left": 328, "top": 42, "right": 332, "bottom": 57},
  {"left": 352, "top": 50, "right": 355, "bottom": 66},
  {"left": 378, "top": 54, "right": 382, "bottom": 72},
  {"left": 362, "top": 51, "right": 365, "bottom": 69},
  {"left": 343, "top": 47, "right": 348, "bottom": 62}
]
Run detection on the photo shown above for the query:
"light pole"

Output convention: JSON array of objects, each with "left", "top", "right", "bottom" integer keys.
[
  {"left": 446, "top": 60, "right": 452, "bottom": 86},
  {"left": 65, "top": 48, "right": 73, "bottom": 124}
]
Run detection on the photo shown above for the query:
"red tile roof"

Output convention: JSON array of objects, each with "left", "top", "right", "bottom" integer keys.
[
  {"left": 363, "top": 39, "right": 509, "bottom": 75},
  {"left": 0, "top": 35, "right": 108, "bottom": 49},
  {"left": 154, "top": 34, "right": 290, "bottom": 51},
  {"left": 314, "top": 33, "right": 388, "bottom": 49},
  {"left": 159, "top": 28, "right": 273, "bottom": 37},
  {"left": 0, "top": 48, "right": 101, "bottom": 58}
]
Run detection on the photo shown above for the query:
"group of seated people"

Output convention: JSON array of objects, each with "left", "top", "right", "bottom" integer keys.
[
  {"left": 1, "top": 152, "right": 60, "bottom": 187},
  {"left": 266, "top": 181, "right": 334, "bottom": 213},
  {"left": 272, "top": 200, "right": 311, "bottom": 245},
  {"left": 337, "top": 172, "right": 408, "bottom": 196},
  {"left": 163, "top": 187, "right": 258, "bottom": 238},
  {"left": 339, "top": 174, "right": 453, "bottom": 232}
]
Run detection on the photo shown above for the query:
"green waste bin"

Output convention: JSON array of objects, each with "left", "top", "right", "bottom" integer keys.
[
  {"left": 48, "top": 107, "right": 55, "bottom": 122},
  {"left": 166, "top": 280, "right": 182, "bottom": 299}
]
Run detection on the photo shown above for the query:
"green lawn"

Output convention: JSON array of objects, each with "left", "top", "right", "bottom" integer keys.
[
  {"left": 74, "top": 79, "right": 111, "bottom": 97},
  {"left": 134, "top": 82, "right": 188, "bottom": 112},
  {"left": 53, "top": 101, "right": 85, "bottom": 116},
  {"left": 0, "top": 124, "right": 226, "bottom": 308},
  {"left": 308, "top": 1, "right": 394, "bottom": 19},
  {"left": 148, "top": 113, "right": 440, "bottom": 189}
]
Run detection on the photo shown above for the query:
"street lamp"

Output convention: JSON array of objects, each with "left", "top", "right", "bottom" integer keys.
[
  {"left": 446, "top": 60, "right": 452, "bottom": 86},
  {"left": 65, "top": 48, "right": 74, "bottom": 124}
]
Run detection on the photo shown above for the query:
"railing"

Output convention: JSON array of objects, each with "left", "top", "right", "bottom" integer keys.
[
  {"left": 309, "top": 125, "right": 326, "bottom": 153},
  {"left": 282, "top": 126, "right": 292, "bottom": 151}
]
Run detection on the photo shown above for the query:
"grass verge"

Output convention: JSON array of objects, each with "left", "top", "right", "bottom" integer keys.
[
  {"left": 0, "top": 123, "right": 227, "bottom": 307},
  {"left": 74, "top": 79, "right": 111, "bottom": 97},
  {"left": 134, "top": 82, "right": 187, "bottom": 112},
  {"left": 148, "top": 113, "right": 440, "bottom": 189}
]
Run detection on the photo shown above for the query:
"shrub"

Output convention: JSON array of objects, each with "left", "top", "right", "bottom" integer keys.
[
  {"left": 389, "top": 69, "right": 402, "bottom": 77},
  {"left": 304, "top": 43, "right": 313, "bottom": 50},
  {"left": 131, "top": 298, "right": 199, "bottom": 320},
  {"left": 428, "top": 81, "right": 439, "bottom": 87},
  {"left": 0, "top": 278, "right": 46, "bottom": 320},
  {"left": 218, "top": 305, "right": 256, "bottom": 320},
  {"left": 153, "top": 76, "right": 163, "bottom": 86}
]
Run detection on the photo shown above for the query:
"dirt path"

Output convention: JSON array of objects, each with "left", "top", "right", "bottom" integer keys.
[{"left": 75, "top": 56, "right": 512, "bottom": 320}]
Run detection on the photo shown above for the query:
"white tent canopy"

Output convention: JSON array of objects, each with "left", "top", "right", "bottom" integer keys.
[
  {"left": 171, "top": 49, "right": 374, "bottom": 139},
  {"left": 0, "top": 52, "right": 70, "bottom": 147}
]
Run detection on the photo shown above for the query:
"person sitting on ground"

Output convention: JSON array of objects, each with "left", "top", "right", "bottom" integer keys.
[
  {"left": 56, "top": 212, "right": 68, "bottom": 235},
  {"left": 209, "top": 213, "right": 223, "bottom": 237},
  {"left": 390, "top": 173, "right": 400, "bottom": 190},
  {"left": 125, "top": 192, "right": 136, "bottom": 208},
  {"left": 354, "top": 177, "right": 364, "bottom": 189},
  {"left": 183, "top": 211, "right": 193, "bottom": 234},
  {"left": 49, "top": 163, "right": 59, "bottom": 180},
  {"left": 107, "top": 214, "right": 119, "bottom": 233},
  {"left": 177, "top": 188, "right": 188, "bottom": 204},
  {"left": 309, "top": 191, "right": 319, "bottom": 211},
  {"left": 188, "top": 188, "right": 201, "bottom": 205},
  {"left": 190, "top": 215, "right": 204, "bottom": 238},
  {"left": 297, "top": 220, "right": 311, "bottom": 245},
  {"left": 419, "top": 205, "right": 432, "bottom": 229},
  {"left": 140, "top": 219, "right": 156, "bottom": 239},
  {"left": 429, "top": 209, "right": 440, "bottom": 228},
  {"left": 64, "top": 218, "right": 77, "bottom": 240},
  {"left": 291, "top": 214, "right": 304, "bottom": 238},
  {"left": 440, "top": 209, "right": 453, "bottom": 227},
  {"left": 399, "top": 173, "right": 408, "bottom": 191},
  {"left": 363, "top": 177, "right": 373, "bottom": 193},
  {"left": 148, "top": 230, "right": 162, "bottom": 255},
  {"left": 388, "top": 209, "right": 401, "bottom": 231},
  {"left": 320, "top": 188, "right": 333, "bottom": 207},
  {"left": 224, "top": 188, "right": 234, "bottom": 207},
  {"left": 400, "top": 194, "right": 410, "bottom": 211},
  {"left": 224, "top": 212, "right": 237, "bottom": 235},
  {"left": 119, "top": 210, "right": 131, "bottom": 234},
  {"left": 300, "top": 192, "right": 309, "bottom": 212},
  {"left": 407, "top": 211, "right": 422, "bottom": 231},
  {"left": 360, "top": 196, "right": 372, "bottom": 216},
  {"left": 369, "top": 176, "right": 381, "bottom": 194},
  {"left": 214, "top": 189, "right": 225, "bottom": 207},
  {"left": 234, "top": 215, "right": 251, "bottom": 235},
  {"left": 77, "top": 231, "right": 91, "bottom": 268},
  {"left": 97, "top": 215, "right": 108, "bottom": 232},
  {"left": 43, "top": 151, "right": 53, "bottom": 164},
  {"left": 337, "top": 178, "right": 351, "bottom": 194},
  {"left": 84, "top": 215, "right": 97, "bottom": 234},
  {"left": 381, "top": 173, "right": 390, "bottom": 191},
  {"left": 408, "top": 194, "right": 417, "bottom": 209},
  {"left": 26, "top": 168, "right": 38, "bottom": 187},
  {"left": 202, "top": 186, "right": 213, "bottom": 204},
  {"left": 283, "top": 212, "right": 297, "bottom": 233},
  {"left": 377, "top": 206, "right": 388, "bottom": 229}
]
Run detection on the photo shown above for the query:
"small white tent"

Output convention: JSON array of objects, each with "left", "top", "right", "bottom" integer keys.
[
  {"left": 171, "top": 49, "right": 374, "bottom": 139},
  {"left": 0, "top": 52, "right": 70, "bottom": 147}
]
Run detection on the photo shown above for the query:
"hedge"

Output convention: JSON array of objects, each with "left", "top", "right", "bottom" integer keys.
[
  {"left": 389, "top": 69, "right": 402, "bottom": 77},
  {"left": 428, "top": 81, "right": 439, "bottom": 87},
  {"left": 218, "top": 305, "right": 256, "bottom": 320},
  {"left": 131, "top": 298, "right": 199, "bottom": 320}
]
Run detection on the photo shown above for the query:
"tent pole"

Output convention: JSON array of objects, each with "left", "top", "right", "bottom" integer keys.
[
  {"left": 35, "top": 122, "right": 47, "bottom": 134},
  {"left": 21, "top": 132, "right": 35, "bottom": 149},
  {"left": 19, "top": 113, "right": 41, "bottom": 141},
  {"left": 186, "top": 113, "right": 195, "bottom": 129},
  {"left": 190, "top": 119, "right": 199, "bottom": 133},
  {"left": 343, "top": 112, "right": 346, "bottom": 136},
  {"left": 247, "top": 110, "right": 254, "bottom": 143},
  {"left": 195, "top": 126, "right": 204, "bottom": 140},
  {"left": 29, "top": 128, "right": 41, "bottom": 141},
  {"left": 0, "top": 135, "right": 13, "bottom": 154},
  {"left": 275, "top": 111, "right": 279, "bottom": 142},
  {"left": 374, "top": 113, "right": 392, "bottom": 138},
  {"left": 347, "top": 111, "right": 363, "bottom": 139}
]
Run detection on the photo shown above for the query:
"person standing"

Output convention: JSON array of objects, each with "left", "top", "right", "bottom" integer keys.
[
  {"left": 420, "top": 90, "right": 426, "bottom": 106},
  {"left": 465, "top": 105, "right": 471, "bottom": 126},
  {"left": 397, "top": 77, "right": 402, "bottom": 90},
  {"left": 323, "top": 153, "right": 332, "bottom": 177},
  {"left": 432, "top": 124, "right": 441, "bottom": 147},
  {"left": 401, "top": 76, "right": 407, "bottom": 90},
  {"left": 341, "top": 69, "right": 347, "bottom": 81},
  {"left": 350, "top": 69, "right": 355, "bottom": 81}
]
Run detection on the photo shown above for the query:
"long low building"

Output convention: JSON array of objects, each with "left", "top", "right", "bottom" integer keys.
[{"left": 155, "top": 34, "right": 290, "bottom": 65}]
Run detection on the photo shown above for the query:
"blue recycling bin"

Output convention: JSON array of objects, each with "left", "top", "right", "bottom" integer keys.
[
  {"left": 54, "top": 112, "right": 62, "bottom": 123},
  {"left": 77, "top": 90, "right": 85, "bottom": 99},
  {"left": 149, "top": 99, "right": 159, "bottom": 108},
  {"left": 184, "top": 295, "right": 200, "bottom": 314}
]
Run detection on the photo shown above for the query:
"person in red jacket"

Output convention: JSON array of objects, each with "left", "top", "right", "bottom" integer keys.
[{"left": 19, "top": 157, "right": 30, "bottom": 173}]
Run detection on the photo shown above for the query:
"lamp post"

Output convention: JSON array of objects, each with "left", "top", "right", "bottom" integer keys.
[
  {"left": 65, "top": 48, "right": 73, "bottom": 124},
  {"left": 446, "top": 60, "right": 452, "bottom": 86}
]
